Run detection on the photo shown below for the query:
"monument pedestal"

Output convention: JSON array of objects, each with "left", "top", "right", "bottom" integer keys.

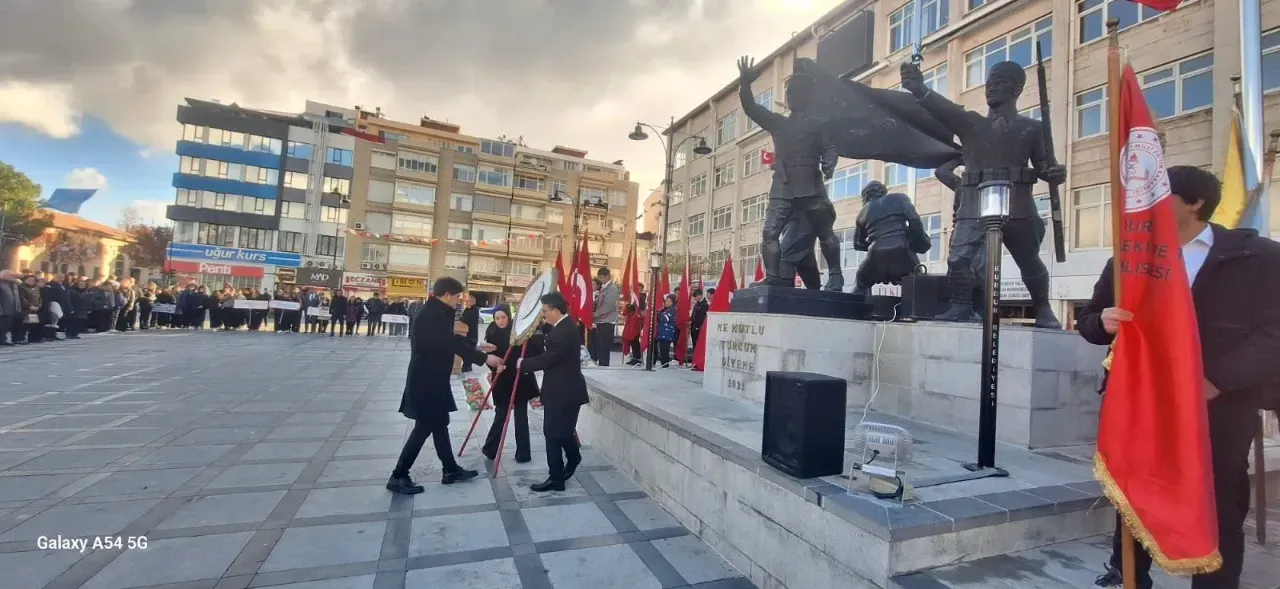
[{"left": 730, "top": 285, "right": 871, "bottom": 320}]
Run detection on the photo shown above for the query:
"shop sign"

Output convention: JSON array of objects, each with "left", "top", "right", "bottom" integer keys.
[
  {"left": 168, "top": 243, "right": 302, "bottom": 267},
  {"left": 296, "top": 268, "right": 341, "bottom": 289},
  {"left": 164, "top": 259, "right": 264, "bottom": 278},
  {"left": 343, "top": 272, "right": 387, "bottom": 290}
]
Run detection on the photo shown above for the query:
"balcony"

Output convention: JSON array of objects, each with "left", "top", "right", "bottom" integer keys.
[
  {"left": 582, "top": 167, "right": 619, "bottom": 183},
  {"left": 468, "top": 270, "right": 505, "bottom": 286}
]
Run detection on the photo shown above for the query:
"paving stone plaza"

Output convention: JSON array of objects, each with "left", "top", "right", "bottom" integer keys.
[{"left": 0, "top": 331, "right": 753, "bottom": 589}]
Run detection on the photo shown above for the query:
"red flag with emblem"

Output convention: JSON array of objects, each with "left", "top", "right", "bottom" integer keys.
[
  {"left": 674, "top": 256, "right": 692, "bottom": 364},
  {"left": 761, "top": 150, "right": 775, "bottom": 165},
  {"left": 694, "top": 257, "right": 737, "bottom": 371},
  {"left": 1126, "top": 0, "right": 1180, "bottom": 11},
  {"left": 572, "top": 231, "right": 592, "bottom": 325},
  {"left": 754, "top": 258, "right": 765, "bottom": 285},
  {"left": 554, "top": 250, "right": 570, "bottom": 304}
]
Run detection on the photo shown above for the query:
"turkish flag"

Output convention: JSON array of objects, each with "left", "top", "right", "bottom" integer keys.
[
  {"left": 1096, "top": 63, "right": 1220, "bottom": 574},
  {"left": 572, "top": 231, "right": 592, "bottom": 325},
  {"left": 554, "top": 250, "right": 570, "bottom": 300},
  {"left": 1126, "top": 0, "right": 1180, "bottom": 11},
  {"left": 640, "top": 266, "right": 671, "bottom": 352},
  {"left": 761, "top": 150, "right": 775, "bottom": 165},
  {"left": 694, "top": 257, "right": 737, "bottom": 371},
  {"left": 674, "top": 256, "right": 692, "bottom": 363},
  {"left": 754, "top": 257, "right": 765, "bottom": 285}
]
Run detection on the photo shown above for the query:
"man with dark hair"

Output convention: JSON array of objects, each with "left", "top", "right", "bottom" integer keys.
[
  {"left": 389, "top": 277, "right": 502, "bottom": 495},
  {"left": 690, "top": 288, "right": 708, "bottom": 359},
  {"left": 459, "top": 293, "right": 480, "bottom": 370},
  {"left": 519, "top": 291, "right": 589, "bottom": 492},
  {"left": 623, "top": 283, "right": 646, "bottom": 366},
  {"left": 593, "top": 267, "right": 619, "bottom": 366},
  {"left": 1079, "top": 165, "right": 1280, "bottom": 589}
]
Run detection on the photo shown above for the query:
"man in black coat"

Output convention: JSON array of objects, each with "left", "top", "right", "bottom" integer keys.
[
  {"left": 1079, "top": 166, "right": 1280, "bottom": 589},
  {"left": 329, "top": 290, "right": 349, "bottom": 337},
  {"left": 388, "top": 277, "right": 502, "bottom": 495},
  {"left": 459, "top": 294, "right": 480, "bottom": 370},
  {"left": 518, "top": 292, "right": 590, "bottom": 492}
]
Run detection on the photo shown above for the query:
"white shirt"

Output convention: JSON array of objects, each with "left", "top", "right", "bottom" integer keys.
[
  {"left": 1182, "top": 225, "right": 1214, "bottom": 285},
  {"left": 548, "top": 315, "right": 564, "bottom": 327}
]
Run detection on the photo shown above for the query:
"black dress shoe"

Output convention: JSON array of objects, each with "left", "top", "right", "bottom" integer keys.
[
  {"left": 515, "top": 455, "right": 532, "bottom": 464},
  {"left": 442, "top": 468, "right": 479, "bottom": 485},
  {"left": 564, "top": 457, "right": 581, "bottom": 480},
  {"left": 481, "top": 449, "right": 496, "bottom": 461},
  {"left": 530, "top": 478, "right": 565, "bottom": 493},
  {"left": 385, "top": 475, "right": 425, "bottom": 495}
]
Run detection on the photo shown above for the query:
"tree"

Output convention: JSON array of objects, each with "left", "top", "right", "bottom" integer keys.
[
  {"left": 0, "top": 161, "right": 51, "bottom": 268},
  {"left": 122, "top": 224, "right": 173, "bottom": 270}
]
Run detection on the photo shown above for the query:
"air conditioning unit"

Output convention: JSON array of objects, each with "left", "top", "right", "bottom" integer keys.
[
  {"left": 315, "top": 260, "right": 331, "bottom": 269},
  {"left": 536, "top": 163, "right": 548, "bottom": 171},
  {"left": 372, "top": 263, "right": 386, "bottom": 271},
  {"left": 353, "top": 222, "right": 366, "bottom": 230},
  {"left": 360, "top": 261, "right": 373, "bottom": 270},
  {"left": 305, "top": 261, "right": 316, "bottom": 268}
]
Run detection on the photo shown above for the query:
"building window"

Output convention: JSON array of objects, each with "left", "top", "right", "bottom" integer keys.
[
  {"left": 176, "top": 188, "right": 199, "bottom": 207},
  {"left": 1075, "top": 86, "right": 1107, "bottom": 139},
  {"left": 208, "top": 160, "right": 242, "bottom": 181},
  {"left": 579, "top": 186, "right": 606, "bottom": 204},
  {"left": 280, "top": 201, "right": 307, "bottom": 219},
  {"left": 561, "top": 160, "right": 579, "bottom": 172},
  {"left": 182, "top": 124, "right": 206, "bottom": 142},
  {"left": 515, "top": 175, "right": 545, "bottom": 192},
  {"left": 174, "top": 221, "right": 197, "bottom": 244},
  {"left": 247, "top": 135, "right": 283, "bottom": 155},
  {"left": 364, "top": 212, "right": 391, "bottom": 234},
  {"left": 512, "top": 203, "right": 543, "bottom": 220},
  {"left": 884, "top": 163, "right": 912, "bottom": 187},
  {"left": 1034, "top": 194, "right": 1053, "bottom": 251},
  {"left": 922, "top": 64, "right": 948, "bottom": 95},
  {"left": 745, "top": 89, "right": 774, "bottom": 131},
  {"left": 392, "top": 213, "right": 433, "bottom": 238},
  {"left": 743, "top": 147, "right": 764, "bottom": 177},
  {"left": 688, "top": 213, "right": 706, "bottom": 237},
  {"left": 398, "top": 153, "right": 438, "bottom": 174},
  {"left": 1018, "top": 106, "right": 1044, "bottom": 120},
  {"left": 667, "top": 221, "right": 683, "bottom": 241},
  {"left": 325, "top": 147, "right": 353, "bottom": 167},
  {"left": 711, "top": 205, "right": 733, "bottom": 232},
  {"left": 480, "top": 139, "right": 516, "bottom": 158},
  {"left": 456, "top": 144, "right": 475, "bottom": 154},
  {"left": 394, "top": 181, "right": 436, "bottom": 207},
  {"left": 315, "top": 234, "right": 344, "bottom": 258},
  {"left": 196, "top": 223, "right": 235, "bottom": 247},
  {"left": 323, "top": 177, "right": 350, "bottom": 197},
  {"left": 546, "top": 207, "right": 565, "bottom": 224},
  {"left": 472, "top": 224, "right": 508, "bottom": 241},
  {"left": 453, "top": 164, "right": 477, "bottom": 184},
  {"left": 287, "top": 141, "right": 313, "bottom": 160},
  {"left": 548, "top": 179, "right": 567, "bottom": 199},
  {"left": 208, "top": 128, "right": 245, "bottom": 148},
  {"left": 921, "top": 214, "right": 944, "bottom": 262},
  {"left": 669, "top": 183, "right": 685, "bottom": 206},
  {"left": 388, "top": 244, "right": 430, "bottom": 268},
  {"left": 472, "top": 194, "right": 512, "bottom": 215},
  {"left": 740, "top": 193, "right": 768, "bottom": 224},
  {"left": 241, "top": 196, "right": 269, "bottom": 215},
  {"left": 321, "top": 206, "right": 348, "bottom": 225},
  {"left": 1141, "top": 52, "right": 1213, "bottom": 120},
  {"left": 714, "top": 161, "right": 736, "bottom": 188},
  {"left": 477, "top": 165, "right": 511, "bottom": 188},
  {"left": 279, "top": 231, "right": 305, "bottom": 253},
  {"left": 674, "top": 149, "right": 688, "bottom": 168},
  {"left": 371, "top": 151, "right": 396, "bottom": 170},
  {"left": 828, "top": 163, "right": 869, "bottom": 201},
  {"left": 448, "top": 222, "right": 472, "bottom": 240},
  {"left": 179, "top": 156, "right": 201, "bottom": 175},
  {"left": 891, "top": 0, "right": 950, "bottom": 53},
  {"left": 283, "top": 171, "right": 310, "bottom": 190},
  {"left": 1078, "top": 0, "right": 1175, "bottom": 45},
  {"left": 609, "top": 190, "right": 628, "bottom": 207},
  {"left": 739, "top": 243, "right": 760, "bottom": 280},
  {"left": 1073, "top": 184, "right": 1112, "bottom": 249},
  {"left": 238, "top": 228, "right": 274, "bottom": 250},
  {"left": 964, "top": 16, "right": 1053, "bottom": 88},
  {"left": 362, "top": 243, "right": 388, "bottom": 264},
  {"left": 445, "top": 254, "right": 469, "bottom": 270},
  {"left": 717, "top": 112, "right": 739, "bottom": 146},
  {"left": 1264, "top": 29, "right": 1280, "bottom": 93},
  {"left": 451, "top": 193, "right": 473, "bottom": 211},
  {"left": 690, "top": 173, "right": 708, "bottom": 198},
  {"left": 244, "top": 165, "right": 279, "bottom": 186}
]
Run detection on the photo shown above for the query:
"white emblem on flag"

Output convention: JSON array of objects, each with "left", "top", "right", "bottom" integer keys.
[{"left": 1120, "top": 127, "right": 1171, "bottom": 213}]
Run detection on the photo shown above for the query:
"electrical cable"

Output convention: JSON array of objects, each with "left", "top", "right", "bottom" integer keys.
[{"left": 859, "top": 297, "right": 900, "bottom": 426}]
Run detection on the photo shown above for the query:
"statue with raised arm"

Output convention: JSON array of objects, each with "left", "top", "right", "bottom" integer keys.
[
  {"left": 851, "top": 181, "right": 931, "bottom": 296},
  {"left": 900, "top": 60, "right": 1067, "bottom": 329},
  {"left": 737, "top": 56, "right": 844, "bottom": 291},
  {"left": 779, "top": 212, "right": 823, "bottom": 290}
]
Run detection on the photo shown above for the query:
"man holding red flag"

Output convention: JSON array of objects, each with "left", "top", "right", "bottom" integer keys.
[
  {"left": 1080, "top": 63, "right": 1280, "bottom": 589},
  {"left": 674, "top": 257, "right": 692, "bottom": 366}
]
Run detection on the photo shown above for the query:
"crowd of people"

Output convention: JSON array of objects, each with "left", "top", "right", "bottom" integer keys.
[
  {"left": 600, "top": 275, "right": 711, "bottom": 369},
  {"left": 0, "top": 270, "right": 158, "bottom": 345}
]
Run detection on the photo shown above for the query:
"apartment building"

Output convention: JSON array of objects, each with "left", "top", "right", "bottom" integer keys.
[
  {"left": 331, "top": 103, "right": 640, "bottom": 305},
  {"left": 663, "top": 0, "right": 1280, "bottom": 327}
]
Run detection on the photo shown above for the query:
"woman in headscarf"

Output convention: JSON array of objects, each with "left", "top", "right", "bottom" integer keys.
[{"left": 481, "top": 305, "right": 543, "bottom": 464}]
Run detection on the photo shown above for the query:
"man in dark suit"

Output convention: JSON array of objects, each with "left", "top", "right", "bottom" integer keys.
[
  {"left": 1079, "top": 166, "right": 1280, "bottom": 589},
  {"left": 519, "top": 292, "right": 590, "bottom": 492},
  {"left": 460, "top": 293, "right": 480, "bottom": 371},
  {"left": 388, "top": 277, "right": 502, "bottom": 495}
]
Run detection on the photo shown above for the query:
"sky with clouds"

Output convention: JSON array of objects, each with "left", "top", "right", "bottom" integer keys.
[{"left": 0, "top": 0, "right": 842, "bottom": 227}]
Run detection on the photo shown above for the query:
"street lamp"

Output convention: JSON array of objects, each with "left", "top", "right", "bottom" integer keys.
[
  {"left": 628, "top": 118, "right": 710, "bottom": 371},
  {"left": 329, "top": 190, "right": 349, "bottom": 270},
  {"left": 966, "top": 179, "right": 1012, "bottom": 474},
  {"left": 645, "top": 251, "right": 663, "bottom": 370}
]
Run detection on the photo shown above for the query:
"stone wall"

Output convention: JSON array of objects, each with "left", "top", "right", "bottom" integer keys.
[{"left": 703, "top": 313, "right": 1107, "bottom": 449}]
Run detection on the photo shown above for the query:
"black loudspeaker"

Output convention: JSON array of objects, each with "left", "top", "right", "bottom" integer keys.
[
  {"left": 761, "top": 371, "right": 847, "bottom": 479},
  {"left": 900, "top": 274, "right": 951, "bottom": 320}
]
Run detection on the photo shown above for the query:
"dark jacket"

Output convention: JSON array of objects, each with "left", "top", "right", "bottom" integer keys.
[
  {"left": 486, "top": 322, "right": 542, "bottom": 405},
  {"left": 17, "top": 283, "right": 41, "bottom": 314},
  {"left": 657, "top": 307, "right": 677, "bottom": 342},
  {"left": 366, "top": 297, "right": 386, "bottom": 316},
  {"left": 1077, "top": 225, "right": 1280, "bottom": 411},
  {"left": 330, "top": 294, "right": 349, "bottom": 317},
  {"left": 0, "top": 279, "right": 20, "bottom": 316},
  {"left": 460, "top": 305, "right": 480, "bottom": 343},
  {"left": 69, "top": 288, "right": 93, "bottom": 318},
  {"left": 400, "top": 297, "right": 488, "bottom": 424},
  {"left": 520, "top": 316, "right": 589, "bottom": 412},
  {"left": 691, "top": 298, "right": 709, "bottom": 330}
]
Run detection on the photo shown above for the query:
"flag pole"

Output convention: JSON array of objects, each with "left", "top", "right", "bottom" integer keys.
[
  {"left": 1104, "top": 17, "right": 1137, "bottom": 589},
  {"left": 1240, "top": 0, "right": 1269, "bottom": 235}
]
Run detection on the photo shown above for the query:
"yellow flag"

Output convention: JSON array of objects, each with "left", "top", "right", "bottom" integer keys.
[{"left": 1211, "top": 110, "right": 1250, "bottom": 229}]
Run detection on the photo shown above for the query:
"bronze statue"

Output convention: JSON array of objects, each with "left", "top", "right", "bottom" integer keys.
[
  {"left": 900, "top": 60, "right": 1067, "bottom": 329},
  {"left": 851, "top": 181, "right": 930, "bottom": 296},
  {"left": 779, "top": 212, "right": 822, "bottom": 289},
  {"left": 737, "top": 56, "right": 843, "bottom": 291}
]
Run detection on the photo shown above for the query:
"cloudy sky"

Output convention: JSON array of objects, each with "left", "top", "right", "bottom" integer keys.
[{"left": 0, "top": 0, "right": 841, "bottom": 227}]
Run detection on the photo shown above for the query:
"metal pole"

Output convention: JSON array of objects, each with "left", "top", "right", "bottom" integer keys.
[
  {"left": 975, "top": 219, "right": 1002, "bottom": 469},
  {"left": 646, "top": 117, "right": 676, "bottom": 371},
  {"left": 1240, "top": 0, "right": 1269, "bottom": 233}
]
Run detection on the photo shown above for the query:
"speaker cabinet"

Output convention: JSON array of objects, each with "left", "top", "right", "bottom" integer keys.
[
  {"left": 762, "top": 371, "right": 847, "bottom": 479},
  {"left": 900, "top": 274, "right": 952, "bottom": 320}
]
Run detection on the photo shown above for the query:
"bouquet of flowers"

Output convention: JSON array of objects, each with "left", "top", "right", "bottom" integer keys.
[{"left": 461, "top": 371, "right": 492, "bottom": 411}]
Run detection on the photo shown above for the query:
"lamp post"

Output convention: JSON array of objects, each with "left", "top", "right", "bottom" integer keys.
[
  {"left": 628, "top": 118, "right": 711, "bottom": 371},
  {"left": 966, "top": 179, "right": 1012, "bottom": 474},
  {"left": 328, "top": 190, "right": 348, "bottom": 270},
  {"left": 549, "top": 189, "right": 583, "bottom": 252}
]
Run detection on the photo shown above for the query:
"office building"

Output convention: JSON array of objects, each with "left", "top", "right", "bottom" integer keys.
[{"left": 663, "top": 0, "right": 1279, "bottom": 327}]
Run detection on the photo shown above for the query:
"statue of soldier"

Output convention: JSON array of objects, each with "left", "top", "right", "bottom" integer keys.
[
  {"left": 851, "top": 181, "right": 930, "bottom": 296},
  {"left": 737, "top": 56, "right": 844, "bottom": 291},
  {"left": 900, "top": 60, "right": 1067, "bottom": 329},
  {"left": 779, "top": 212, "right": 823, "bottom": 289}
]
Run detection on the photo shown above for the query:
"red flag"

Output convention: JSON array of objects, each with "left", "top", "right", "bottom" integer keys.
[
  {"left": 554, "top": 250, "right": 570, "bottom": 298},
  {"left": 694, "top": 257, "right": 737, "bottom": 371},
  {"left": 1126, "top": 0, "right": 1180, "bottom": 11},
  {"left": 573, "top": 231, "right": 592, "bottom": 325},
  {"left": 1095, "top": 63, "right": 1219, "bottom": 574},
  {"left": 761, "top": 150, "right": 775, "bottom": 165},
  {"left": 674, "top": 256, "right": 692, "bottom": 363},
  {"left": 754, "top": 258, "right": 765, "bottom": 284},
  {"left": 641, "top": 266, "right": 671, "bottom": 352},
  {"left": 620, "top": 248, "right": 634, "bottom": 316}
]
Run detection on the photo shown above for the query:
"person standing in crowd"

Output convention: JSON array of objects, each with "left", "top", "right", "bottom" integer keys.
[
  {"left": 345, "top": 296, "right": 364, "bottom": 336},
  {"left": 137, "top": 283, "right": 156, "bottom": 329},
  {"left": 406, "top": 297, "right": 424, "bottom": 338},
  {"left": 65, "top": 279, "right": 92, "bottom": 339},
  {"left": 593, "top": 268, "right": 619, "bottom": 366},
  {"left": 17, "top": 274, "right": 42, "bottom": 343},
  {"left": 623, "top": 282, "right": 646, "bottom": 366},
  {"left": 115, "top": 278, "right": 138, "bottom": 331},
  {"left": 191, "top": 285, "right": 211, "bottom": 329},
  {"left": 0, "top": 270, "right": 20, "bottom": 345},
  {"left": 155, "top": 285, "right": 176, "bottom": 328},
  {"left": 249, "top": 288, "right": 270, "bottom": 331},
  {"left": 365, "top": 292, "right": 385, "bottom": 336},
  {"left": 302, "top": 289, "right": 320, "bottom": 333},
  {"left": 518, "top": 292, "right": 589, "bottom": 492},
  {"left": 108, "top": 281, "right": 124, "bottom": 331},
  {"left": 388, "top": 277, "right": 501, "bottom": 495},
  {"left": 459, "top": 294, "right": 480, "bottom": 371},
  {"left": 481, "top": 305, "right": 542, "bottom": 464},
  {"left": 42, "top": 273, "right": 69, "bottom": 341},
  {"left": 690, "top": 288, "right": 708, "bottom": 360},
  {"left": 588, "top": 279, "right": 602, "bottom": 363},
  {"left": 329, "top": 289, "right": 348, "bottom": 337},
  {"left": 90, "top": 280, "right": 115, "bottom": 332},
  {"left": 656, "top": 294, "right": 677, "bottom": 368},
  {"left": 1080, "top": 167, "right": 1280, "bottom": 589},
  {"left": 386, "top": 298, "right": 408, "bottom": 337}
]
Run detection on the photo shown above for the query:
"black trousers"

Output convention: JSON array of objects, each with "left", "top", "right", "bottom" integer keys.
[
  {"left": 593, "top": 323, "right": 614, "bottom": 366},
  {"left": 627, "top": 338, "right": 642, "bottom": 362},
  {"left": 689, "top": 326, "right": 702, "bottom": 357},
  {"left": 65, "top": 316, "right": 85, "bottom": 338},
  {"left": 138, "top": 302, "right": 153, "bottom": 328},
  {"left": 483, "top": 399, "right": 531, "bottom": 460},
  {"left": 1108, "top": 403, "right": 1256, "bottom": 589},
  {"left": 657, "top": 340, "right": 672, "bottom": 365},
  {"left": 26, "top": 321, "right": 43, "bottom": 343},
  {"left": 366, "top": 315, "right": 381, "bottom": 335},
  {"left": 249, "top": 310, "right": 265, "bottom": 331},
  {"left": 392, "top": 419, "right": 459, "bottom": 478},
  {"left": 544, "top": 404, "right": 582, "bottom": 482}
]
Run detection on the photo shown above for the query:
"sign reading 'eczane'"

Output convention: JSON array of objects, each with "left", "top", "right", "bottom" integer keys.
[{"left": 169, "top": 244, "right": 303, "bottom": 268}]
